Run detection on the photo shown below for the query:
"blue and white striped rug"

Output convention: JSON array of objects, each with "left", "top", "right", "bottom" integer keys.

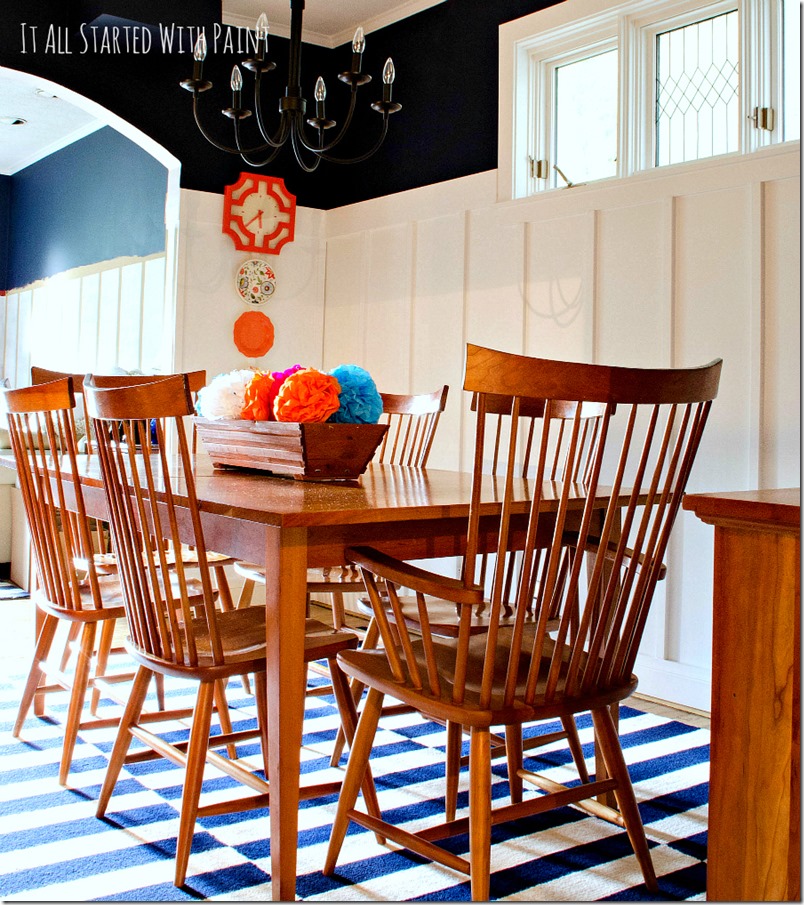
[{"left": 0, "top": 667, "right": 708, "bottom": 901}]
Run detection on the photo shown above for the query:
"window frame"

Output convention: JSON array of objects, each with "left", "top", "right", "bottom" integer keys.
[{"left": 499, "top": 0, "right": 798, "bottom": 201}]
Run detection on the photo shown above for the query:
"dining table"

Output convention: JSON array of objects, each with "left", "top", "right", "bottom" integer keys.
[{"left": 1, "top": 449, "right": 619, "bottom": 901}]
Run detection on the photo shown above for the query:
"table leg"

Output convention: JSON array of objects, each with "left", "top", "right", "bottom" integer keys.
[{"left": 263, "top": 525, "right": 308, "bottom": 902}]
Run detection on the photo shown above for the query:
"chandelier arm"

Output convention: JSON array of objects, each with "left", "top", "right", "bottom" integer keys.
[
  {"left": 252, "top": 73, "right": 290, "bottom": 148},
  {"left": 317, "top": 115, "right": 391, "bottom": 165},
  {"left": 233, "top": 118, "right": 286, "bottom": 167},
  {"left": 295, "top": 88, "right": 360, "bottom": 155},
  {"left": 191, "top": 93, "right": 281, "bottom": 156},
  {"left": 290, "top": 126, "right": 323, "bottom": 173}
]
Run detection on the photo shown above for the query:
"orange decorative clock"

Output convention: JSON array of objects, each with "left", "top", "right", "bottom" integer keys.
[{"left": 222, "top": 173, "right": 296, "bottom": 254}]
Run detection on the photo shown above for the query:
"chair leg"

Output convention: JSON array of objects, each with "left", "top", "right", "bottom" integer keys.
[
  {"left": 97, "top": 666, "right": 153, "bottom": 817},
  {"left": 330, "top": 590, "right": 347, "bottom": 630},
  {"left": 174, "top": 681, "right": 216, "bottom": 888},
  {"left": 59, "top": 622, "right": 97, "bottom": 785},
  {"left": 213, "top": 565, "right": 234, "bottom": 613},
  {"left": 327, "top": 657, "right": 383, "bottom": 831},
  {"left": 153, "top": 673, "right": 166, "bottom": 712},
  {"left": 504, "top": 724, "right": 524, "bottom": 805},
  {"left": 90, "top": 618, "right": 117, "bottom": 715},
  {"left": 252, "top": 670, "right": 270, "bottom": 780},
  {"left": 212, "top": 679, "right": 238, "bottom": 760},
  {"left": 13, "top": 612, "right": 59, "bottom": 737},
  {"left": 590, "top": 706, "right": 659, "bottom": 893},
  {"left": 236, "top": 577, "right": 256, "bottom": 609},
  {"left": 469, "top": 727, "right": 492, "bottom": 902},
  {"left": 59, "top": 621, "right": 81, "bottom": 672},
  {"left": 562, "top": 715, "right": 590, "bottom": 783},
  {"left": 231, "top": 571, "right": 253, "bottom": 695},
  {"left": 445, "top": 720, "right": 463, "bottom": 821},
  {"left": 323, "top": 686, "right": 385, "bottom": 876},
  {"left": 329, "top": 617, "right": 379, "bottom": 768}
]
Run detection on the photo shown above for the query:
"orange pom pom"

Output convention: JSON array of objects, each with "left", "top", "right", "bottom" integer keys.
[
  {"left": 240, "top": 371, "right": 274, "bottom": 421},
  {"left": 273, "top": 368, "right": 341, "bottom": 423}
]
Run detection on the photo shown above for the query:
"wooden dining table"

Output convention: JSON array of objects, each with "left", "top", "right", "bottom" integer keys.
[{"left": 2, "top": 450, "right": 614, "bottom": 900}]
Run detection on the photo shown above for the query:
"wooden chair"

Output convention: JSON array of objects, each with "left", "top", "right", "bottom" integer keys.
[
  {"left": 233, "top": 385, "right": 450, "bottom": 625},
  {"left": 324, "top": 344, "right": 722, "bottom": 900},
  {"left": 0, "top": 377, "right": 133, "bottom": 784},
  {"left": 83, "top": 375, "right": 377, "bottom": 888},
  {"left": 355, "top": 392, "right": 608, "bottom": 812}
]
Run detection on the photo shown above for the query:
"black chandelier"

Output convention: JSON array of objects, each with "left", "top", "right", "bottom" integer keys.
[{"left": 180, "top": 0, "right": 401, "bottom": 172}]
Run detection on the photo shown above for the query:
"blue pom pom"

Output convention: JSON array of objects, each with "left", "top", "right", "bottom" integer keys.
[{"left": 328, "top": 365, "right": 383, "bottom": 424}]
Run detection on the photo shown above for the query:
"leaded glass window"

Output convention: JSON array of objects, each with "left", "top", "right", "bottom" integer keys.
[{"left": 655, "top": 11, "right": 740, "bottom": 166}]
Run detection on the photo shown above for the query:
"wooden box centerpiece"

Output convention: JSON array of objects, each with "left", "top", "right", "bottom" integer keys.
[{"left": 194, "top": 417, "right": 387, "bottom": 481}]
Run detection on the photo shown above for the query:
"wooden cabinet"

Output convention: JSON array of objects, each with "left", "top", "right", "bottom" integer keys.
[{"left": 684, "top": 488, "right": 800, "bottom": 901}]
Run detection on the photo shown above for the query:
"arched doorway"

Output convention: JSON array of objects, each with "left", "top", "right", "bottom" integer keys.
[{"left": 0, "top": 66, "right": 182, "bottom": 382}]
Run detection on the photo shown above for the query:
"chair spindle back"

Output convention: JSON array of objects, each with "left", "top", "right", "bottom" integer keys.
[
  {"left": 84, "top": 375, "right": 221, "bottom": 669},
  {"left": 377, "top": 386, "right": 449, "bottom": 466},
  {"left": 359, "top": 345, "right": 721, "bottom": 712},
  {"left": 0, "top": 378, "right": 106, "bottom": 613}
]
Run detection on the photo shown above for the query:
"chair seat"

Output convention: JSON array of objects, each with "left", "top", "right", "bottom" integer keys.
[
  {"left": 337, "top": 625, "right": 635, "bottom": 729},
  {"left": 127, "top": 607, "right": 359, "bottom": 676}
]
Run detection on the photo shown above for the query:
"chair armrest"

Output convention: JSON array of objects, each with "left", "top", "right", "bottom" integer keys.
[
  {"left": 567, "top": 534, "right": 667, "bottom": 581},
  {"left": 346, "top": 545, "right": 485, "bottom": 606}
]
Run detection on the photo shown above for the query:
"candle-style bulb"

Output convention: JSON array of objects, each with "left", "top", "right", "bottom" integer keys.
[
  {"left": 256, "top": 12, "right": 269, "bottom": 38},
  {"left": 230, "top": 65, "right": 243, "bottom": 91},
  {"left": 352, "top": 26, "right": 365, "bottom": 54},
  {"left": 315, "top": 76, "right": 326, "bottom": 102},
  {"left": 383, "top": 58, "right": 395, "bottom": 84},
  {"left": 194, "top": 31, "right": 207, "bottom": 62}
]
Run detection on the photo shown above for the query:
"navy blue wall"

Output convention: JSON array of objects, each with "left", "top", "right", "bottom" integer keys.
[
  {"left": 0, "top": 0, "right": 559, "bottom": 209},
  {"left": 7, "top": 126, "right": 167, "bottom": 291},
  {"left": 0, "top": 177, "right": 10, "bottom": 292}
]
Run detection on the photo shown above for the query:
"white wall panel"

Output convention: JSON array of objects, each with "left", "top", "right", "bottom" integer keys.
[
  {"left": 526, "top": 212, "right": 594, "bottom": 361},
  {"left": 97, "top": 268, "right": 122, "bottom": 371},
  {"left": 322, "top": 232, "right": 367, "bottom": 370},
  {"left": 78, "top": 273, "right": 101, "bottom": 367},
  {"left": 411, "top": 213, "right": 466, "bottom": 470},
  {"left": 363, "top": 224, "right": 413, "bottom": 390},
  {"left": 666, "top": 186, "right": 753, "bottom": 691},
  {"left": 762, "top": 176, "right": 800, "bottom": 487},
  {"left": 596, "top": 202, "right": 671, "bottom": 366}
]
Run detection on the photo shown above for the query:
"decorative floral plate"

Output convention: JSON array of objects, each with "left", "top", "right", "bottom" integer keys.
[{"left": 236, "top": 259, "right": 276, "bottom": 306}]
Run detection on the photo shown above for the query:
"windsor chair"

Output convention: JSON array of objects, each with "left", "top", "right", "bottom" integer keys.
[
  {"left": 84, "top": 375, "right": 377, "bottom": 888},
  {"left": 324, "top": 344, "right": 722, "bottom": 900},
  {"left": 1, "top": 377, "right": 141, "bottom": 784}
]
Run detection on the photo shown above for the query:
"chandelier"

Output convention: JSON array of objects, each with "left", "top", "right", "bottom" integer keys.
[{"left": 180, "top": 0, "right": 401, "bottom": 172}]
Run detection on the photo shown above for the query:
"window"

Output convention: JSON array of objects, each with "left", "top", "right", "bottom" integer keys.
[
  {"left": 782, "top": 0, "right": 800, "bottom": 140},
  {"left": 554, "top": 49, "right": 619, "bottom": 185},
  {"left": 654, "top": 11, "right": 739, "bottom": 166},
  {"left": 501, "top": 0, "right": 800, "bottom": 199}
]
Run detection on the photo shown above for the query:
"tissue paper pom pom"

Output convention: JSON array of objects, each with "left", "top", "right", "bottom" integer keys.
[
  {"left": 240, "top": 371, "right": 275, "bottom": 421},
  {"left": 266, "top": 364, "right": 304, "bottom": 420},
  {"left": 274, "top": 369, "right": 341, "bottom": 423},
  {"left": 328, "top": 364, "right": 383, "bottom": 424},
  {"left": 196, "top": 369, "right": 256, "bottom": 420}
]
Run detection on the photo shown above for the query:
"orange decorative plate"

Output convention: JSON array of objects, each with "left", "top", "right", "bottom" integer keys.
[{"left": 233, "top": 311, "right": 275, "bottom": 358}]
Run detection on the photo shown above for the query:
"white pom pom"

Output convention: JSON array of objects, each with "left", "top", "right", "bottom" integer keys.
[{"left": 196, "top": 369, "right": 256, "bottom": 420}]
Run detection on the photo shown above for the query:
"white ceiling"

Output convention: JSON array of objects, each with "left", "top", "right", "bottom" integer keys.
[
  {"left": 0, "top": 0, "right": 441, "bottom": 176},
  {"left": 223, "top": 0, "right": 445, "bottom": 48},
  {"left": 0, "top": 76, "right": 103, "bottom": 176}
]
